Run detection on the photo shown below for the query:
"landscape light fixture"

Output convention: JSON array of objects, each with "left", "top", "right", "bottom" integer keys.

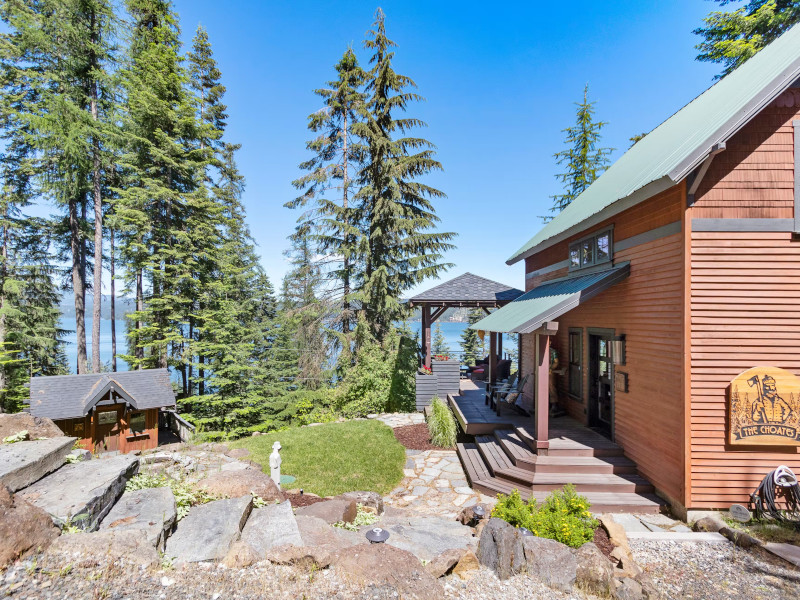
[
  {"left": 611, "top": 335, "right": 626, "bottom": 366},
  {"left": 518, "top": 527, "right": 534, "bottom": 537},
  {"left": 365, "top": 527, "right": 390, "bottom": 544},
  {"left": 471, "top": 505, "right": 486, "bottom": 525}
]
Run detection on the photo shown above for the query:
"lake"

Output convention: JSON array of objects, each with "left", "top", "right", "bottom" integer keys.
[{"left": 60, "top": 317, "right": 129, "bottom": 373}]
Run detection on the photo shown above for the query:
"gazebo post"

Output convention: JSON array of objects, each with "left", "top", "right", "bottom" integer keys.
[
  {"left": 487, "top": 331, "right": 498, "bottom": 403},
  {"left": 422, "top": 305, "right": 432, "bottom": 368},
  {"left": 498, "top": 333, "right": 503, "bottom": 360}
]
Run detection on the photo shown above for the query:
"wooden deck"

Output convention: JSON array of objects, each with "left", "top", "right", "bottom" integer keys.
[{"left": 450, "top": 380, "right": 666, "bottom": 513}]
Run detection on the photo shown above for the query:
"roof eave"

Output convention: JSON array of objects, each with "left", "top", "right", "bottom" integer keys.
[{"left": 506, "top": 177, "right": 674, "bottom": 266}]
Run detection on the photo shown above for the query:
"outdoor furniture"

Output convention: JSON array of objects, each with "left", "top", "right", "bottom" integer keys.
[
  {"left": 487, "top": 371, "right": 518, "bottom": 407},
  {"left": 495, "top": 373, "right": 530, "bottom": 416}
]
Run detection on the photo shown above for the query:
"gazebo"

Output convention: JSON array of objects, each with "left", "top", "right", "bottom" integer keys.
[{"left": 407, "top": 272, "right": 523, "bottom": 371}]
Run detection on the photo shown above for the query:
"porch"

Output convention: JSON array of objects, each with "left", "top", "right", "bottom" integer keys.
[{"left": 449, "top": 380, "right": 666, "bottom": 513}]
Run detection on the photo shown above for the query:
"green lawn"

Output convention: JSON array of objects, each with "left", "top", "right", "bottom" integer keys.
[{"left": 230, "top": 419, "right": 406, "bottom": 497}]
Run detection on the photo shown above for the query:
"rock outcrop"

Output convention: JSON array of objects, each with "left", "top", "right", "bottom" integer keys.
[
  {"left": 18, "top": 454, "right": 139, "bottom": 531},
  {"left": 295, "top": 498, "right": 357, "bottom": 524},
  {"left": 240, "top": 500, "right": 302, "bottom": 557},
  {"left": 165, "top": 496, "right": 253, "bottom": 564},
  {"left": 0, "top": 486, "right": 59, "bottom": 568},
  {"left": 98, "top": 487, "right": 177, "bottom": 550},
  {"left": 0, "top": 414, "right": 64, "bottom": 440},
  {"left": 0, "top": 437, "right": 76, "bottom": 492},
  {"left": 196, "top": 468, "right": 284, "bottom": 502}
]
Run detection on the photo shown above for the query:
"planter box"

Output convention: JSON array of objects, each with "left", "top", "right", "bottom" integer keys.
[
  {"left": 415, "top": 373, "right": 438, "bottom": 411},
  {"left": 432, "top": 360, "right": 461, "bottom": 399}
]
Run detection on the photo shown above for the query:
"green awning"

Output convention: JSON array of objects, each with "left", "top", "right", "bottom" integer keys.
[{"left": 471, "top": 264, "right": 630, "bottom": 334}]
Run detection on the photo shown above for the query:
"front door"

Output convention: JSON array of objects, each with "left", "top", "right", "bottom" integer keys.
[
  {"left": 93, "top": 405, "right": 123, "bottom": 452},
  {"left": 588, "top": 334, "right": 613, "bottom": 438}
]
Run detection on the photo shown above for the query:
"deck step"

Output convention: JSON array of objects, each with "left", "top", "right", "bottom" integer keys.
[
  {"left": 514, "top": 426, "right": 625, "bottom": 457},
  {"left": 456, "top": 443, "right": 490, "bottom": 486},
  {"left": 494, "top": 430, "right": 537, "bottom": 471},
  {"left": 534, "top": 454, "right": 638, "bottom": 475},
  {"left": 527, "top": 472, "right": 654, "bottom": 494}
]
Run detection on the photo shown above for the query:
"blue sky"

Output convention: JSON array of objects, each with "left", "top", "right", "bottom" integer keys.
[{"left": 172, "top": 1, "right": 719, "bottom": 294}]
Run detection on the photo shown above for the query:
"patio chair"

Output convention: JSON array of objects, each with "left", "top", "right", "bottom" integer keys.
[
  {"left": 486, "top": 371, "right": 518, "bottom": 407},
  {"left": 495, "top": 373, "right": 531, "bottom": 416}
]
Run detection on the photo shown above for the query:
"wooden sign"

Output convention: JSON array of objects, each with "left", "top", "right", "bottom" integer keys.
[
  {"left": 614, "top": 371, "right": 628, "bottom": 393},
  {"left": 728, "top": 504, "right": 751, "bottom": 523},
  {"left": 729, "top": 367, "right": 800, "bottom": 446}
]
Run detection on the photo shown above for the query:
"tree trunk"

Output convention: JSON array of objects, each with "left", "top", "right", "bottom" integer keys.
[
  {"left": 342, "top": 111, "right": 351, "bottom": 337},
  {"left": 187, "top": 316, "right": 194, "bottom": 395},
  {"left": 135, "top": 267, "right": 143, "bottom": 367},
  {"left": 90, "top": 93, "right": 102, "bottom": 373},
  {"left": 0, "top": 218, "right": 7, "bottom": 411},
  {"left": 70, "top": 197, "right": 88, "bottom": 374},
  {"left": 110, "top": 229, "right": 116, "bottom": 372}
]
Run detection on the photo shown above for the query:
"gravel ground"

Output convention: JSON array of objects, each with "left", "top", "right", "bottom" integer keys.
[
  {"left": 630, "top": 539, "right": 800, "bottom": 600},
  {"left": 0, "top": 558, "right": 598, "bottom": 600}
]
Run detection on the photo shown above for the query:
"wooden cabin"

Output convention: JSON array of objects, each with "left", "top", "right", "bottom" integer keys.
[
  {"left": 474, "top": 24, "right": 800, "bottom": 516},
  {"left": 27, "top": 369, "right": 176, "bottom": 453}
]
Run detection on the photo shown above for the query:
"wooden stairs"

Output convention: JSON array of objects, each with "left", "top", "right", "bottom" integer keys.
[{"left": 457, "top": 427, "right": 666, "bottom": 514}]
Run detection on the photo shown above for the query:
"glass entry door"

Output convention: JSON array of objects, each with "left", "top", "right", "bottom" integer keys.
[{"left": 588, "top": 334, "right": 613, "bottom": 438}]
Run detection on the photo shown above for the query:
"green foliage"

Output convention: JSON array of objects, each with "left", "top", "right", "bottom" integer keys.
[
  {"left": 2, "top": 429, "right": 28, "bottom": 443},
  {"left": 335, "top": 322, "right": 396, "bottom": 417},
  {"left": 694, "top": 1, "right": 800, "bottom": 78},
  {"left": 491, "top": 486, "right": 598, "bottom": 548},
  {"left": 125, "top": 473, "right": 215, "bottom": 520},
  {"left": 387, "top": 335, "right": 418, "bottom": 412},
  {"left": 459, "top": 309, "right": 483, "bottom": 366},
  {"left": 431, "top": 322, "right": 450, "bottom": 358},
  {"left": 548, "top": 84, "right": 612, "bottom": 217},
  {"left": 427, "top": 397, "right": 457, "bottom": 448},
  {"left": 333, "top": 504, "right": 379, "bottom": 531},
  {"left": 230, "top": 419, "right": 405, "bottom": 497}
]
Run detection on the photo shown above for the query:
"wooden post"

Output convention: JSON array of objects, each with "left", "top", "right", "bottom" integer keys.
[
  {"left": 422, "top": 306, "right": 431, "bottom": 368},
  {"left": 535, "top": 332, "right": 551, "bottom": 454},
  {"left": 487, "top": 331, "right": 498, "bottom": 403},
  {"left": 498, "top": 333, "right": 503, "bottom": 360}
]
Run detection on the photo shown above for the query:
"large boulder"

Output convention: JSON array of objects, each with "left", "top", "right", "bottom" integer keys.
[
  {"left": 330, "top": 543, "right": 444, "bottom": 600},
  {"left": 453, "top": 549, "right": 481, "bottom": 580},
  {"left": 196, "top": 468, "right": 284, "bottom": 502},
  {"left": 164, "top": 496, "right": 252, "bottom": 564},
  {"left": 337, "top": 491, "right": 384, "bottom": 515},
  {"left": 573, "top": 542, "right": 614, "bottom": 594},
  {"left": 0, "top": 436, "right": 76, "bottom": 492},
  {"left": 98, "top": 487, "right": 177, "bottom": 550},
  {"left": 18, "top": 454, "right": 139, "bottom": 531},
  {"left": 425, "top": 548, "right": 463, "bottom": 578},
  {"left": 599, "top": 514, "right": 630, "bottom": 552},
  {"left": 521, "top": 536, "right": 577, "bottom": 592},
  {"left": 477, "top": 518, "right": 527, "bottom": 579},
  {"left": 0, "top": 486, "right": 59, "bottom": 567},
  {"left": 0, "top": 414, "right": 64, "bottom": 440},
  {"left": 377, "top": 514, "right": 478, "bottom": 563},
  {"left": 43, "top": 529, "right": 158, "bottom": 569},
  {"left": 295, "top": 498, "right": 357, "bottom": 524},
  {"left": 240, "top": 500, "right": 302, "bottom": 557}
]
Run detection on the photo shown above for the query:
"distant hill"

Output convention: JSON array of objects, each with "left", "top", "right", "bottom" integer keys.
[
  {"left": 407, "top": 306, "right": 471, "bottom": 323},
  {"left": 59, "top": 293, "right": 136, "bottom": 320}
]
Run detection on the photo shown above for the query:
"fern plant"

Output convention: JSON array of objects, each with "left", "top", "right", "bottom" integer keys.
[{"left": 427, "top": 397, "right": 457, "bottom": 448}]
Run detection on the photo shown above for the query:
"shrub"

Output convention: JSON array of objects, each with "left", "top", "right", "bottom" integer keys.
[
  {"left": 491, "top": 485, "right": 598, "bottom": 548},
  {"left": 387, "top": 335, "right": 418, "bottom": 413},
  {"left": 427, "top": 397, "right": 457, "bottom": 448}
]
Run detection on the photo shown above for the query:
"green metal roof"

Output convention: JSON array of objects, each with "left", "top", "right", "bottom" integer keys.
[
  {"left": 508, "top": 23, "right": 800, "bottom": 265},
  {"left": 471, "top": 264, "right": 630, "bottom": 334}
]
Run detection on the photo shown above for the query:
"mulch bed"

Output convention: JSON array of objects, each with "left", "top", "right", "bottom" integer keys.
[
  {"left": 593, "top": 525, "right": 615, "bottom": 560},
  {"left": 392, "top": 423, "right": 443, "bottom": 451},
  {"left": 285, "top": 493, "right": 328, "bottom": 508}
]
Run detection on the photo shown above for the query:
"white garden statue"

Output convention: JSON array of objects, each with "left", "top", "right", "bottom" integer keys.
[{"left": 269, "top": 440, "right": 282, "bottom": 489}]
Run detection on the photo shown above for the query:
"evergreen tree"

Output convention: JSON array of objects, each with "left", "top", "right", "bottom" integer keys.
[
  {"left": 459, "top": 308, "right": 483, "bottom": 365},
  {"left": 695, "top": 1, "right": 800, "bottom": 78},
  {"left": 353, "top": 9, "right": 455, "bottom": 342},
  {"left": 431, "top": 321, "right": 449, "bottom": 358},
  {"left": 548, "top": 84, "right": 612, "bottom": 216},
  {"left": 290, "top": 48, "right": 366, "bottom": 345}
]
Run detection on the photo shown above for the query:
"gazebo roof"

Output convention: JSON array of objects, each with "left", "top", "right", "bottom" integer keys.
[{"left": 408, "top": 272, "right": 523, "bottom": 307}]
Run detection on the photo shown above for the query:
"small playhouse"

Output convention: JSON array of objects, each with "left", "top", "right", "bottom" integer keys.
[{"left": 26, "top": 369, "right": 176, "bottom": 453}]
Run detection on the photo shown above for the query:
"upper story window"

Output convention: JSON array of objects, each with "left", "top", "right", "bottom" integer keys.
[{"left": 569, "top": 227, "right": 613, "bottom": 270}]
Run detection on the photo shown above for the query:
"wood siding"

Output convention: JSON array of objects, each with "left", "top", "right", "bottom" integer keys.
[
  {"left": 692, "top": 88, "right": 800, "bottom": 219},
  {"left": 521, "top": 185, "right": 686, "bottom": 504},
  {"left": 525, "top": 185, "right": 684, "bottom": 290},
  {"left": 689, "top": 231, "right": 800, "bottom": 507},
  {"left": 54, "top": 408, "right": 159, "bottom": 454}
]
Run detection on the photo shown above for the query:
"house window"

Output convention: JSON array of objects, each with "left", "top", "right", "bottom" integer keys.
[
  {"left": 568, "top": 328, "right": 582, "bottom": 399},
  {"left": 130, "top": 412, "right": 146, "bottom": 435},
  {"left": 569, "top": 228, "right": 612, "bottom": 270}
]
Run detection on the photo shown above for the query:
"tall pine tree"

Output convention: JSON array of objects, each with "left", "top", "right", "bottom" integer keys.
[
  {"left": 548, "top": 84, "right": 612, "bottom": 216},
  {"left": 695, "top": 1, "right": 800, "bottom": 78},
  {"left": 354, "top": 9, "right": 455, "bottom": 342}
]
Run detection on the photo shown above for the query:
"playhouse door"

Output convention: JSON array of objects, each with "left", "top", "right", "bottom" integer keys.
[{"left": 93, "top": 406, "right": 122, "bottom": 452}]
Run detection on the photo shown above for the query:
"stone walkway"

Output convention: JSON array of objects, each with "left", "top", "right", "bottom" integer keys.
[
  {"left": 368, "top": 412, "right": 426, "bottom": 428},
  {"left": 384, "top": 448, "right": 495, "bottom": 519}
]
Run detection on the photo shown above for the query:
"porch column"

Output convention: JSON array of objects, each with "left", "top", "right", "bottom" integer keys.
[
  {"left": 422, "top": 306, "right": 431, "bottom": 368},
  {"left": 534, "top": 321, "right": 558, "bottom": 454},
  {"left": 487, "top": 331, "right": 498, "bottom": 403},
  {"left": 498, "top": 333, "right": 503, "bottom": 360}
]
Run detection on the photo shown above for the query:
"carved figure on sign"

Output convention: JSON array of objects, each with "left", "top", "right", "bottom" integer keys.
[{"left": 749, "top": 375, "right": 794, "bottom": 425}]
